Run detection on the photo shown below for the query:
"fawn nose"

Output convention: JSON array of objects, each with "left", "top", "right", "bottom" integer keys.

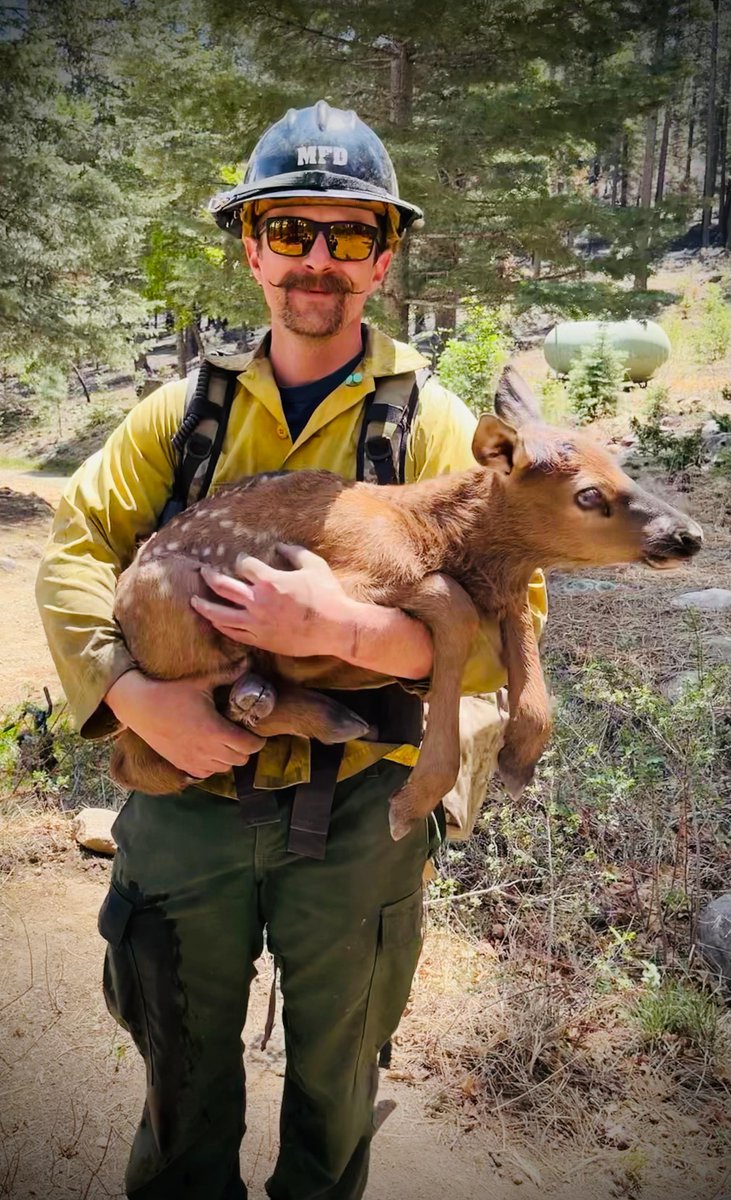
[
  {"left": 675, "top": 522, "right": 704, "bottom": 557},
  {"left": 644, "top": 513, "right": 704, "bottom": 561}
]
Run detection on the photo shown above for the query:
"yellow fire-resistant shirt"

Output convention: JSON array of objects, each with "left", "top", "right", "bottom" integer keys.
[{"left": 35, "top": 326, "right": 547, "bottom": 794}]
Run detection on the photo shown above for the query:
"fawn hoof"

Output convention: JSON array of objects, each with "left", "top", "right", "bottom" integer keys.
[
  {"left": 228, "top": 674, "right": 277, "bottom": 727},
  {"left": 497, "top": 747, "right": 535, "bottom": 800},
  {"left": 389, "top": 807, "right": 416, "bottom": 842},
  {"left": 316, "top": 699, "right": 373, "bottom": 745},
  {"left": 388, "top": 784, "right": 419, "bottom": 841}
]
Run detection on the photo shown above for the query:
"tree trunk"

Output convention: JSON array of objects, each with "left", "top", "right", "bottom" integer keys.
[
  {"left": 701, "top": 0, "right": 721, "bottom": 247},
  {"left": 655, "top": 106, "right": 673, "bottom": 203},
  {"left": 386, "top": 39, "right": 414, "bottom": 338},
  {"left": 620, "top": 132, "right": 630, "bottom": 206},
  {"left": 685, "top": 82, "right": 697, "bottom": 187},
  {"left": 176, "top": 328, "right": 187, "bottom": 379},
  {"left": 716, "top": 55, "right": 731, "bottom": 241},
  {"left": 389, "top": 39, "right": 413, "bottom": 125},
  {"left": 639, "top": 110, "right": 658, "bottom": 209},
  {"left": 634, "top": 112, "right": 658, "bottom": 291}
]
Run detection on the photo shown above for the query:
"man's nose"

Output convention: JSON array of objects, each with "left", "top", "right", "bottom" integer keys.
[{"left": 304, "top": 231, "right": 334, "bottom": 268}]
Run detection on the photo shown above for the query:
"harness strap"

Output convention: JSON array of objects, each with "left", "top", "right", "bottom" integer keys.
[
  {"left": 158, "top": 362, "right": 238, "bottom": 528},
  {"left": 287, "top": 742, "right": 346, "bottom": 860},
  {"left": 232, "top": 757, "right": 279, "bottom": 825},
  {"left": 357, "top": 367, "right": 431, "bottom": 485}
]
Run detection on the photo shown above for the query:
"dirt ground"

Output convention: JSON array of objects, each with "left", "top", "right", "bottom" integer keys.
[
  {"left": 0, "top": 470, "right": 66, "bottom": 713},
  {"left": 4, "top": 861, "right": 731, "bottom": 1200},
  {"left": 3, "top": 864, "right": 537, "bottom": 1200}
]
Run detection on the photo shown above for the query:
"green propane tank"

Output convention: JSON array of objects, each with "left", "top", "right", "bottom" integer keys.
[{"left": 543, "top": 319, "right": 671, "bottom": 383}]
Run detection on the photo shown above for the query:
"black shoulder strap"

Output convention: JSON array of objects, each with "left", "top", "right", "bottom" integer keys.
[
  {"left": 357, "top": 366, "right": 431, "bottom": 486},
  {"left": 158, "top": 359, "right": 239, "bottom": 529},
  {"left": 159, "top": 358, "right": 432, "bottom": 531}
]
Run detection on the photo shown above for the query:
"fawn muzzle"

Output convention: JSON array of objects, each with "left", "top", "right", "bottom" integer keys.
[{"left": 641, "top": 511, "right": 704, "bottom": 567}]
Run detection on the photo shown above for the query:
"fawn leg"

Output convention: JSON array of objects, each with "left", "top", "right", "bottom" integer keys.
[
  {"left": 227, "top": 674, "right": 373, "bottom": 744},
  {"left": 388, "top": 574, "right": 479, "bottom": 841},
  {"left": 110, "top": 729, "right": 195, "bottom": 795},
  {"left": 496, "top": 600, "right": 551, "bottom": 799}
]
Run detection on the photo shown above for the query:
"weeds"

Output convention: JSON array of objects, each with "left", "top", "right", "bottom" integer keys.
[
  {"left": 419, "top": 655, "right": 731, "bottom": 1141},
  {"left": 633, "top": 979, "right": 723, "bottom": 1058},
  {"left": 694, "top": 284, "right": 731, "bottom": 363}
]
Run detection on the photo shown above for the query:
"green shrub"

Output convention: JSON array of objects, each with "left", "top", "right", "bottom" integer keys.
[
  {"left": 629, "top": 413, "right": 706, "bottom": 475},
  {"left": 694, "top": 283, "right": 731, "bottom": 363},
  {"left": 436, "top": 302, "right": 508, "bottom": 414},
  {"left": 566, "top": 331, "right": 626, "bottom": 423}
]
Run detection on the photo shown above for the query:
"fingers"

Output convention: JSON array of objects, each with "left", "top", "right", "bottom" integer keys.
[
  {"left": 275, "top": 543, "right": 330, "bottom": 572},
  {"left": 199, "top": 566, "right": 255, "bottom": 604},
  {"left": 234, "top": 554, "right": 280, "bottom": 583}
]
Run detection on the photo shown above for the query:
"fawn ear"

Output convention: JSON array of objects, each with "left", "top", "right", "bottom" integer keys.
[
  {"left": 493, "top": 365, "right": 543, "bottom": 428},
  {"left": 472, "top": 414, "right": 522, "bottom": 475}
]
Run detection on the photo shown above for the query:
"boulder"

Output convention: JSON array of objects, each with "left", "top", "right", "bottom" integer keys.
[
  {"left": 72, "top": 806, "right": 117, "bottom": 855},
  {"left": 705, "top": 636, "right": 731, "bottom": 665},
  {"left": 662, "top": 670, "right": 701, "bottom": 702},
  {"left": 697, "top": 895, "right": 731, "bottom": 983},
  {"left": 672, "top": 589, "right": 731, "bottom": 612}
]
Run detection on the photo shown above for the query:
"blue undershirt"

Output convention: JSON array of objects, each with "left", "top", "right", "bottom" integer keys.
[{"left": 278, "top": 328, "right": 366, "bottom": 443}]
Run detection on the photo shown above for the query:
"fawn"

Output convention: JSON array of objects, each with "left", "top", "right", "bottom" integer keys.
[{"left": 112, "top": 367, "right": 703, "bottom": 839}]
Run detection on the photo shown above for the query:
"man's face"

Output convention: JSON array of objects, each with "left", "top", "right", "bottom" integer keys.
[{"left": 244, "top": 203, "right": 393, "bottom": 339}]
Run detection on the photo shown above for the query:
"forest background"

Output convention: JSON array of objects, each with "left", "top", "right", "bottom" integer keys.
[{"left": 3, "top": 0, "right": 731, "bottom": 387}]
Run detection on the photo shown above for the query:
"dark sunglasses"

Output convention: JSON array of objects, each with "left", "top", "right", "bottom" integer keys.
[{"left": 257, "top": 216, "right": 384, "bottom": 262}]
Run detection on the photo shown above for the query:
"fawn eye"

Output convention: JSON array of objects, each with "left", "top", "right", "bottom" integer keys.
[{"left": 576, "top": 487, "right": 609, "bottom": 515}]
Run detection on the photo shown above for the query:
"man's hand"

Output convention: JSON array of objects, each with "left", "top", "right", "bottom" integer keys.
[
  {"left": 105, "top": 671, "right": 264, "bottom": 779},
  {"left": 190, "top": 542, "right": 434, "bottom": 680},
  {"left": 191, "top": 544, "right": 359, "bottom": 659}
]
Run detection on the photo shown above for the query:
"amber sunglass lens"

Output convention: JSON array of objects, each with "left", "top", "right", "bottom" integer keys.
[
  {"left": 329, "top": 223, "right": 377, "bottom": 261},
  {"left": 266, "top": 218, "right": 315, "bottom": 256}
]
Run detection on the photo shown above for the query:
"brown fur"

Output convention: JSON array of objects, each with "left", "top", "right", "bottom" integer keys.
[{"left": 111, "top": 367, "right": 703, "bottom": 839}]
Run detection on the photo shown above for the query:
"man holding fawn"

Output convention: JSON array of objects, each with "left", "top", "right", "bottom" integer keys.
[{"left": 36, "top": 101, "right": 546, "bottom": 1200}]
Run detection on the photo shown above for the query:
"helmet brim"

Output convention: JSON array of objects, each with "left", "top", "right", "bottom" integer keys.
[{"left": 209, "top": 169, "right": 423, "bottom": 239}]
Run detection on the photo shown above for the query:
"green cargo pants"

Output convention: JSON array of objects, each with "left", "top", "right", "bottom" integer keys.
[{"left": 98, "top": 760, "right": 436, "bottom": 1199}]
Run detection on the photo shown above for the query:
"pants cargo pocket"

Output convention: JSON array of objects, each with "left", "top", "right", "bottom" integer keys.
[
  {"left": 98, "top": 884, "right": 154, "bottom": 1084},
  {"left": 358, "top": 885, "right": 424, "bottom": 1075}
]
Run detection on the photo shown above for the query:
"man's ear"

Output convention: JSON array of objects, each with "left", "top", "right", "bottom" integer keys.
[
  {"left": 472, "top": 414, "right": 522, "bottom": 475},
  {"left": 368, "top": 247, "right": 393, "bottom": 294},
  {"left": 243, "top": 235, "right": 263, "bottom": 284}
]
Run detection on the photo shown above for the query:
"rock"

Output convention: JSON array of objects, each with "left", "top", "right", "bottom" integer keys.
[
  {"left": 672, "top": 589, "right": 731, "bottom": 612},
  {"left": 663, "top": 670, "right": 701, "bottom": 702},
  {"left": 705, "top": 636, "right": 731, "bottom": 665},
  {"left": 0, "top": 557, "right": 17, "bottom": 571},
  {"left": 72, "top": 807, "right": 117, "bottom": 855},
  {"left": 701, "top": 419, "right": 721, "bottom": 439},
  {"left": 696, "top": 894, "right": 731, "bottom": 982}
]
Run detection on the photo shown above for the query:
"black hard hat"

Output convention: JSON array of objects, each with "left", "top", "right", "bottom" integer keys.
[{"left": 208, "top": 100, "right": 423, "bottom": 239}]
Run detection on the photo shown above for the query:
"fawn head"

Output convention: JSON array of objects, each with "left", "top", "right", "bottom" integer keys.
[{"left": 471, "top": 367, "right": 703, "bottom": 570}]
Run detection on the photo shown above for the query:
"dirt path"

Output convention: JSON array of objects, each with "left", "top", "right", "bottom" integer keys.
[
  {"left": 0, "top": 469, "right": 67, "bottom": 713},
  {"left": 0, "top": 864, "right": 549, "bottom": 1200}
]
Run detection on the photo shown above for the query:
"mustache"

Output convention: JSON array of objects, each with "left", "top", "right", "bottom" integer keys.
[{"left": 268, "top": 271, "right": 366, "bottom": 295}]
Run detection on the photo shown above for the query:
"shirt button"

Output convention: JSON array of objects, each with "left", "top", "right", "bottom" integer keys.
[{"left": 276, "top": 424, "right": 288, "bottom": 439}]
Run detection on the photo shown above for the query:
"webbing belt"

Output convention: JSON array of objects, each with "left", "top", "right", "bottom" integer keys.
[
  {"left": 232, "top": 743, "right": 344, "bottom": 860},
  {"left": 231, "top": 683, "right": 423, "bottom": 859}
]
